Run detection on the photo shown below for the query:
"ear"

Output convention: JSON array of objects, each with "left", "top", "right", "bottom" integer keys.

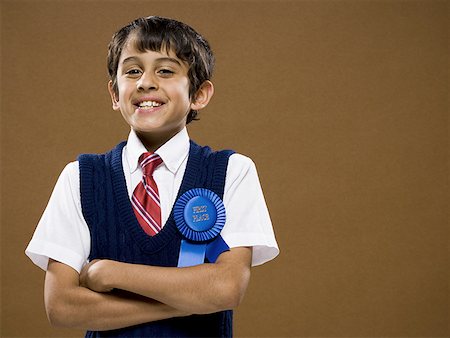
[
  {"left": 108, "top": 81, "right": 120, "bottom": 111},
  {"left": 190, "top": 80, "right": 214, "bottom": 111}
]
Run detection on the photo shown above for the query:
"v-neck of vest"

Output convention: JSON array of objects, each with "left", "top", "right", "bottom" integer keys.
[{"left": 110, "top": 140, "right": 201, "bottom": 254}]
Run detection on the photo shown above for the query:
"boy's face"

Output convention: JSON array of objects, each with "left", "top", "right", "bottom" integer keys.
[{"left": 109, "top": 37, "right": 210, "bottom": 146}]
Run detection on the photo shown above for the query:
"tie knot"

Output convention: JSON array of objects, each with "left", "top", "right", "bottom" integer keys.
[{"left": 139, "top": 152, "right": 163, "bottom": 176}]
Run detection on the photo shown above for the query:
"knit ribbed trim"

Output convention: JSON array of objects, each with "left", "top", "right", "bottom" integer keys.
[
  {"left": 78, "top": 153, "right": 101, "bottom": 231},
  {"left": 211, "top": 149, "right": 235, "bottom": 198}
]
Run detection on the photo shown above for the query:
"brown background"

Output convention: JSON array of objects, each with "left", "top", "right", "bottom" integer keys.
[{"left": 1, "top": 0, "right": 448, "bottom": 337}]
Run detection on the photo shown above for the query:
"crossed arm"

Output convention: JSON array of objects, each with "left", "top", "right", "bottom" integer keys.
[{"left": 44, "top": 247, "right": 252, "bottom": 331}]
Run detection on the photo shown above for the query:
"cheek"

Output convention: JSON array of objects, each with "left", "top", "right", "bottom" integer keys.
[
  {"left": 172, "top": 83, "right": 192, "bottom": 103},
  {"left": 118, "top": 85, "right": 129, "bottom": 99},
  {"left": 117, "top": 79, "right": 133, "bottom": 96}
]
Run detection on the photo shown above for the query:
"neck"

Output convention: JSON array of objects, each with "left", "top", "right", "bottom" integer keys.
[{"left": 134, "top": 128, "right": 183, "bottom": 152}]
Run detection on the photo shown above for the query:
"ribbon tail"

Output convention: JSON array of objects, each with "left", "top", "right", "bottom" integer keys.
[
  {"left": 177, "top": 240, "right": 207, "bottom": 267},
  {"left": 206, "top": 236, "right": 230, "bottom": 263}
]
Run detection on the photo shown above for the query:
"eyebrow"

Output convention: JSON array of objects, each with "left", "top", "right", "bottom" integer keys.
[{"left": 121, "top": 56, "right": 182, "bottom": 66}]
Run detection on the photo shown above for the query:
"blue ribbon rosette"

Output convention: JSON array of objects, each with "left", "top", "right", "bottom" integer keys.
[{"left": 173, "top": 188, "right": 230, "bottom": 267}]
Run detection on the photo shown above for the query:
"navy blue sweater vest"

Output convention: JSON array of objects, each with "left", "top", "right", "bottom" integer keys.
[{"left": 78, "top": 140, "right": 234, "bottom": 337}]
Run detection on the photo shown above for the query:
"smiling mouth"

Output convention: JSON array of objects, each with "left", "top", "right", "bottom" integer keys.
[{"left": 137, "top": 100, "right": 163, "bottom": 109}]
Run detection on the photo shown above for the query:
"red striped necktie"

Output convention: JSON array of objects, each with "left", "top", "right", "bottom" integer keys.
[{"left": 131, "top": 152, "right": 163, "bottom": 236}]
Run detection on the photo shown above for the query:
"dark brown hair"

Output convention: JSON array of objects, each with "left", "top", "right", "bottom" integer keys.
[{"left": 107, "top": 16, "right": 215, "bottom": 123}]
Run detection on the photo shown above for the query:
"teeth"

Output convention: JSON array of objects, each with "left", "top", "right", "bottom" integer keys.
[{"left": 138, "top": 100, "right": 162, "bottom": 108}]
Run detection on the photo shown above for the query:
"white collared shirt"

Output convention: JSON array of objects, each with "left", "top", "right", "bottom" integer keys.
[{"left": 25, "top": 128, "right": 279, "bottom": 273}]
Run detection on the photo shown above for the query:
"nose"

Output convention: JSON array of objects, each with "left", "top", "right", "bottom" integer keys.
[{"left": 137, "top": 72, "right": 158, "bottom": 91}]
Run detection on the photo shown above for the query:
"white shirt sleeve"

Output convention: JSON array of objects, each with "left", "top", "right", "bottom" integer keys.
[
  {"left": 25, "top": 162, "right": 90, "bottom": 273},
  {"left": 221, "top": 154, "right": 279, "bottom": 266}
]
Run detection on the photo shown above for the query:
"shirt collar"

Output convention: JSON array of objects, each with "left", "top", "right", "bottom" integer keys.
[{"left": 126, "top": 127, "right": 190, "bottom": 174}]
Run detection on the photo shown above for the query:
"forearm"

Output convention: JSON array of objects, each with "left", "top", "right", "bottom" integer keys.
[
  {"left": 45, "top": 260, "right": 188, "bottom": 331},
  {"left": 84, "top": 248, "right": 252, "bottom": 315},
  {"left": 47, "top": 287, "right": 184, "bottom": 330},
  {"left": 113, "top": 262, "right": 240, "bottom": 314}
]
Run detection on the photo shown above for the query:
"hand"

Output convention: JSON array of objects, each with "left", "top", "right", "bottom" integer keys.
[{"left": 80, "top": 259, "right": 114, "bottom": 293}]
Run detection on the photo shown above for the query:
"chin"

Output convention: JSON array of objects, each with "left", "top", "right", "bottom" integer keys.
[{"left": 133, "top": 121, "right": 165, "bottom": 132}]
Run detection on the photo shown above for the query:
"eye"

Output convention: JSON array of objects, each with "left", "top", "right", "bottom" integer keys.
[
  {"left": 125, "top": 68, "right": 142, "bottom": 76},
  {"left": 157, "top": 68, "right": 174, "bottom": 76}
]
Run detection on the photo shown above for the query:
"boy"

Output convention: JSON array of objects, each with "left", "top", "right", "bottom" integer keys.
[{"left": 26, "top": 16, "right": 278, "bottom": 337}]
